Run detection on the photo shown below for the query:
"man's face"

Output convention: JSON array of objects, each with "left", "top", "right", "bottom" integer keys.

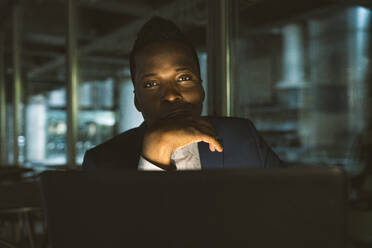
[{"left": 133, "top": 41, "right": 204, "bottom": 126}]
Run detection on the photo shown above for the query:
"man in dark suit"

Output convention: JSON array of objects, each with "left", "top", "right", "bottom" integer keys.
[{"left": 83, "top": 17, "right": 282, "bottom": 171}]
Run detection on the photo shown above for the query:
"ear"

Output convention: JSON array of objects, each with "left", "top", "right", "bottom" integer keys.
[{"left": 134, "top": 93, "right": 142, "bottom": 112}]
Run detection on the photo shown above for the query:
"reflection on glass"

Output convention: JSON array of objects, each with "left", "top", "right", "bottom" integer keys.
[
  {"left": 233, "top": 5, "right": 371, "bottom": 174},
  {"left": 26, "top": 90, "right": 67, "bottom": 166},
  {"left": 46, "top": 109, "right": 67, "bottom": 164},
  {"left": 76, "top": 78, "right": 118, "bottom": 164},
  {"left": 25, "top": 86, "right": 118, "bottom": 165},
  {"left": 76, "top": 110, "right": 116, "bottom": 164},
  {"left": 118, "top": 71, "right": 144, "bottom": 133}
]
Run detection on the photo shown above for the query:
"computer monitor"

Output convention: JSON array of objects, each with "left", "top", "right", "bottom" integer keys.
[{"left": 40, "top": 168, "right": 347, "bottom": 248}]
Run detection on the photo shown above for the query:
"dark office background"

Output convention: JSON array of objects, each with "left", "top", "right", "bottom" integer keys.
[{"left": 0, "top": 0, "right": 371, "bottom": 247}]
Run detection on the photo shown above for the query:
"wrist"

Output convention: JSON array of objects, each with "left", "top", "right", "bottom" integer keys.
[
  {"left": 142, "top": 134, "right": 173, "bottom": 167},
  {"left": 141, "top": 154, "right": 176, "bottom": 171},
  {"left": 142, "top": 148, "right": 172, "bottom": 166}
]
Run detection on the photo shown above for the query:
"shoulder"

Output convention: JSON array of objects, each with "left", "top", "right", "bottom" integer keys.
[
  {"left": 90, "top": 126, "right": 142, "bottom": 153},
  {"left": 82, "top": 126, "right": 143, "bottom": 170},
  {"left": 202, "top": 116, "right": 283, "bottom": 168}
]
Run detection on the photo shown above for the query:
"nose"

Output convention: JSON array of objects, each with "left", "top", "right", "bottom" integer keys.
[{"left": 162, "top": 83, "right": 183, "bottom": 103}]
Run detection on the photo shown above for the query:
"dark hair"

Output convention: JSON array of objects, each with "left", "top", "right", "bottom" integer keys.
[{"left": 129, "top": 16, "right": 200, "bottom": 84}]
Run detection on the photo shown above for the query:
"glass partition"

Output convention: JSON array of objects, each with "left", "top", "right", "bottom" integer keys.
[
  {"left": 232, "top": 2, "right": 371, "bottom": 174},
  {"left": 12, "top": 0, "right": 208, "bottom": 166},
  {"left": 22, "top": 1, "right": 68, "bottom": 166}
]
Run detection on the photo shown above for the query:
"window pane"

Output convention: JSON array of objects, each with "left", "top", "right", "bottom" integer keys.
[
  {"left": 17, "top": 0, "right": 208, "bottom": 167},
  {"left": 22, "top": 1, "right": 68, "bottom": 167},
  {"left": 232, "top": 2, "right": 371, "bottom": 174}
]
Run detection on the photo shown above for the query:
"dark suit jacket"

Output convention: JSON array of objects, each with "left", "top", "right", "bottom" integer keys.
[{"left": 82, "top": 116, "right": 283, "bottom": 170}]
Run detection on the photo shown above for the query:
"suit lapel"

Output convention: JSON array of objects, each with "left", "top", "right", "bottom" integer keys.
[{"left": 198, "top": 139, "right": 224, "bottom": 169}]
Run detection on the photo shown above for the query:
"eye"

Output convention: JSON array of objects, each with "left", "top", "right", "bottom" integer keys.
[
  {"left": 178, "top": 74, "right": 193, "bottom": 82},
  {"left": 143, "top": 80, "right": 159, "bottom": 88}
]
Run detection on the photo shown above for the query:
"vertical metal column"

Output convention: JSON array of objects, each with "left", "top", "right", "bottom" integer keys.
[
  {"left": 207, "top": 0, "right": 233, "bottom": 116},
  {"left": 66, "top": 0, "right": 78, "bottom": 168},
  {"left": 13, "top": 3, "right": 22, "bottom": 166},
  {"left": 0, "top": 33, "right": 7, "bottom": 165}
]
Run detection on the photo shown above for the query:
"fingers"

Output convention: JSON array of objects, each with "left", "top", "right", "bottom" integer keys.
[
  {"left": 197, "top": 134, "right": 223, "bottom": 152},
  {"left": 175, "top": 126, "right": 221, "bottom": 153},
  {"left": 209, "top": 143, "right": 215, "bottom": 152},
  {"left": 185, "top": 119, "right": 221, "bottom": 152},
  {"left": 189, "top": 119, "right": 217, "bottom": 139},
  {"left": 194, "top": 125, "right": 216, "bottom": 141},
  {"left": 150, "top": 117, "right": 223, "bottom": 153},
  {"left": 193, "top": 121, "right": 222, "bottom": 152}
]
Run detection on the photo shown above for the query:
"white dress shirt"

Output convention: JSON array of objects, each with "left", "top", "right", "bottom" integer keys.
[{"left": 138, "top": 143, "right": 202, "bottom": 171}]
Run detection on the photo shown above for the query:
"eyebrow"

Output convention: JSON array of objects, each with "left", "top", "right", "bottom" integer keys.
[{"left": 143, "top": 67, "right": 191, "bottom": 79}]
